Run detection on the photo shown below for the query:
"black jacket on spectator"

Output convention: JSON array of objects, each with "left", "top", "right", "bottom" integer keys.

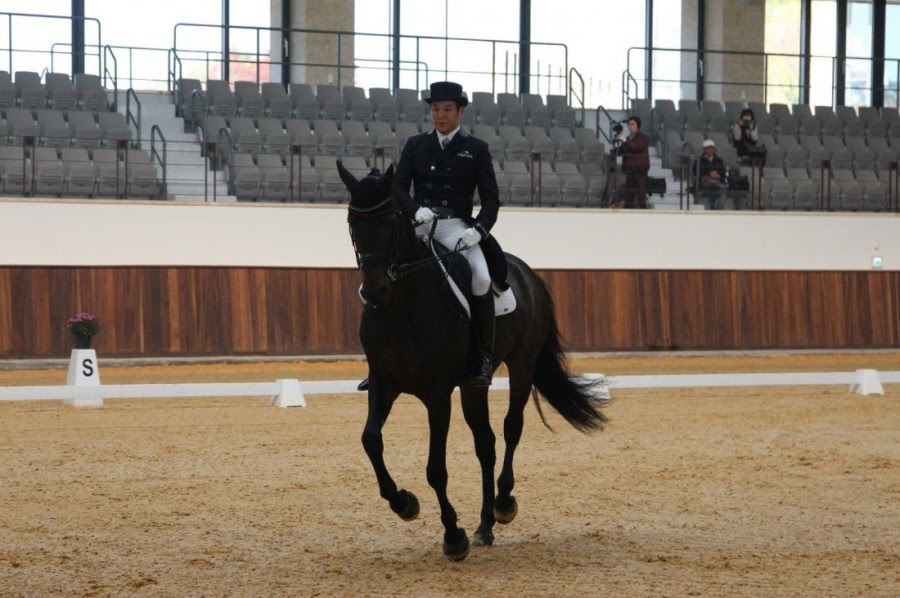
[
  {"left": 696, "top": 153, "right": 726, "bottom": 179},
  {"left": 394, "top": 129, "right": 500, "bottom": 235}
]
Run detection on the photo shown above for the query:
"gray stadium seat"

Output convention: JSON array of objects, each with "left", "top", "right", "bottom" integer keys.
[{"left": 261, "top": 82, "right": 292, "bottom": 119}]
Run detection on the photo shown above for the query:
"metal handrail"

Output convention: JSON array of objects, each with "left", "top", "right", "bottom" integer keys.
[
  {"left": 594, "top": 105, "right": 618, "bottom": 145},
  {"left": 568, "top": 67, "right": 585, "bottom": 126},
  {"left": 102, "top": 45, "right": 118, "bottom": 112},
  {"left": 215, "top": 126, "right": 235, "bottom": 203},
  {"left": 150, "top": 125, "right": 167, "bottom": 199},
  {"left": 189, "top": 88, "right": 208, "bottom": 141},
  {"left": 621, "top": 70, "right": 640, "bottom": 110},
  {"left": 168, "top": 48, "right": 182, "bottom": 95},
  {"left": 125, "top": 88, "right": 141, "bottom": 149}
]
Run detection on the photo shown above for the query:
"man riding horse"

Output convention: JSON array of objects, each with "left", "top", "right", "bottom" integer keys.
[{"left": 394, "top": 80, "right": 506, "bottom": 387}]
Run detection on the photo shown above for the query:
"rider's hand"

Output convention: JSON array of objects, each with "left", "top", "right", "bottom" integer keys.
[
  {"left": 414, "top": 207, "right": 436, "bottom": 224},
  {"left": 460, "top": 227, "right": 482, "bottom": 248}
]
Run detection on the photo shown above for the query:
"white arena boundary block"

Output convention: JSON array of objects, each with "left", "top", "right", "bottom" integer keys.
[{"left": 0, "top": 379, "right": 306, "bottom": 408}]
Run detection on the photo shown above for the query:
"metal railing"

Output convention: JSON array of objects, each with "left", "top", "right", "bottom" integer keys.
[
  {"left": 102, "top": 45, "right": 118, "bottom": 112},
  {"left": 622, "top": 46, "right": 900, "bottom": 109},
  {"left": 150, "top": 125, "right": 167, "bottom": 199},
  {"left": 568, "top": 67, "right": 586, "bottom": 126},
  {"left": 0, "top": 11, "right": 102, "bottom": 75},
  {"left": 125, "top": 88, "right": 141, "bottom": 148},
  {"left": 171, "top": 22, "right": 569, "bottom": 96}
]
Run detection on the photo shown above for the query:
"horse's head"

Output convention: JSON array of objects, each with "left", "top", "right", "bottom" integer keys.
[{"left": 341, "top": 162, "right": 401, "bottom": 308}]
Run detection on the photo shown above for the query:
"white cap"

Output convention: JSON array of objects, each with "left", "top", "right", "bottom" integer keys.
[{"left": 702, "top": 139, "right": 716, "bottom": 148}]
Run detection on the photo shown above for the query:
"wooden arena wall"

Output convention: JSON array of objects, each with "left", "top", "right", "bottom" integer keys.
[{"left": 1, "top": 267, "right": 898, "bottom": 358}]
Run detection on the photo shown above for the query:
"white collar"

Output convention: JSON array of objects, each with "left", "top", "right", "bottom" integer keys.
[{"left": 436, "top": 126, "right": 461, "bottom": 145}]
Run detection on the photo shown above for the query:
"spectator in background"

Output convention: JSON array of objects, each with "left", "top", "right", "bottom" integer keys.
[
  {"left": 695, "top": 138, "right": 728, "bottom": 209},
  {"left": 615, "top": 116, "right": 649, "bottom": 209},
  {"left": 732, "top": 108, "right": 762, "bottom": 162}
]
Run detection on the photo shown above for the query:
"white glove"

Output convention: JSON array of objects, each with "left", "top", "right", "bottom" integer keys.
[
  {"left": 616, "top": 132, "right": 627, "bottom": 143},
  {"left": 460, "top": 227, "right": 482, "bottom": 248},
  {"left": 414, "top": 207, "right": 436, "bottom": 224}
]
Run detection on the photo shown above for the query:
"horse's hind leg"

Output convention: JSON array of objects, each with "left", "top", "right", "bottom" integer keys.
[
  {"left": 495, "top": 364, "right": 531, "bottom": 524},
  {"left": 426, "top": 394, "right": 469, "bottom": 561},
  {"left": 460, "top": 385, "right": 496, "bottom": 546},
  {"left": 361, "top": 378, "right": 419, "bottom": 521}
]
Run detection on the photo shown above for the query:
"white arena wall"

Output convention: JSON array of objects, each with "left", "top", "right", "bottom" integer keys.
[{"left": 1, "top": 198, "right": 898, "bottom": 271}]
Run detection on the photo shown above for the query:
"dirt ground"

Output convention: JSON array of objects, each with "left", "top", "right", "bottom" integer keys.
[{"left": 0, "top": 352, "right": 898, "bottom": 597}]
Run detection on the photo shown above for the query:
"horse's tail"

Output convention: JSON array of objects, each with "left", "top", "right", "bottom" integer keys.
[{"left": 531, "top": 303, "right": 610, "bottom": 433}]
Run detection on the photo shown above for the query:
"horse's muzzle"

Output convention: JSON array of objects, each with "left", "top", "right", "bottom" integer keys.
[{"left": 360, "top": 284, "right": 391, "bottom": 308}]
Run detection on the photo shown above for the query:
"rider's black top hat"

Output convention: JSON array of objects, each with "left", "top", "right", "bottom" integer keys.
[{"left": 424, "top": 81, "right": 468, "bottom": 107}]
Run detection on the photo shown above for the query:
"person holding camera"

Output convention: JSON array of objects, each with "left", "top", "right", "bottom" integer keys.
[
  {"left": 614, "top": 116, "right": 650, "bottom": 209},
  {"left": 732, "top": 108, "right": 763, "bottom": 163}
]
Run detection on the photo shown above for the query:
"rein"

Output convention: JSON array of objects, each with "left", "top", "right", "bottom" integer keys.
[
  {"left": 349, "top": 200, "right": 467, "bottom": 283},
  {"left": 388, "top": 218, "right": 467, "bottom": 282}
]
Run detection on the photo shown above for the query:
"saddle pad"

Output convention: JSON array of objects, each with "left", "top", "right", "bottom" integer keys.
[
  {"left": 356, "top": 241, "right": 518, "bottom": 319},
  {"left": 426, "top": 237, "right": 516, "bottom": 319}
]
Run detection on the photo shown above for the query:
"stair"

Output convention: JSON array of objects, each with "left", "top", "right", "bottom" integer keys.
[
  {"left": 118, "top": 91, "right": 235, "bottom": 202},
  {"left": 646, "top": 147, "right": 703, "bottom": 210}
]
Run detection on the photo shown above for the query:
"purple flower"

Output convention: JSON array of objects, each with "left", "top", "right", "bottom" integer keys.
[{"left": 66, "top": 312, "right": 102, "bottom": 337}]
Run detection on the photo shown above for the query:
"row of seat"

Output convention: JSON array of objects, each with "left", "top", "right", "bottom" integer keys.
[
  {"left": 225, "top": 152, "right": 607, "bottom": 207},
  {"left": 0, "top": 108, "right": 132, "bottom": 147},
  {"left": 0, "top": 71, "right": 111, "bottom": 112},
  {"left": 759, "top": 177, "right": 891, "bottom": 212},
  {"left": 636, "top": 98, "right": 900, "bottom": 143},
  {"left": 177, "top": 79, "right": 579, "bottom": 130},
  {"left": 666, "top": 129, "right": 899, "bottom": 172},
  {"left": 205, "top": 113, "right": 604, "bottom": 165},
  {"left": 0, "top": 146, "right": 161, "bottom": 198}
]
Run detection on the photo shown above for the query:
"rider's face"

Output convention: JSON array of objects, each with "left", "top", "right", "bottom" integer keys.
[{"left": 431, "top": 101, "right": 463, "bottom": 135}]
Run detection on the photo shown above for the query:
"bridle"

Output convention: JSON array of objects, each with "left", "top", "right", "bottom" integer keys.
[
  {"left": 348, "top": 196, "right": 401, "bottom": 278},
  {"left": 348, "top": 198, "right": 467, "bottom": 284}
]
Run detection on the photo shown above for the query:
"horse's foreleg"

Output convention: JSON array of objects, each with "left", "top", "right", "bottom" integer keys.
[
  {"left": 426, "top": 396, "right": 469, "bottom": 561},
  {"left": 361, "top": 380, "right": 419, "bottom": 521},
  {"left": 461, "top": 386, "right": 497, "bottom": 547},
  {"left": 495, "top": 368, "right": 531, "bottom": 525}
]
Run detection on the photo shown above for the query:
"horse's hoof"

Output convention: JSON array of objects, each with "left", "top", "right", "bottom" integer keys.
[
  {"left": 443, "top": 529, "right": 470, "bottom": 562},
  {"left": 396, "top": 490, "right": 419, "bottom": 521},
  {"left": 473, "top": 529, "right": 494, "bottom": 547},
  {"left": 494, "top": 496, "right": 518, "bottom": 524}
]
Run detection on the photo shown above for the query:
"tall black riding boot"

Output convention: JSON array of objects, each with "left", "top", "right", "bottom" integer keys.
[{"left": 467, "top": 293, "right": 495, "bottom": 387}]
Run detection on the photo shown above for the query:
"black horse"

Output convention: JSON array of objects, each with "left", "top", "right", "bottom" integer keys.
[{"left": 339, "top": 163, "right": 609, "bottom": 561}]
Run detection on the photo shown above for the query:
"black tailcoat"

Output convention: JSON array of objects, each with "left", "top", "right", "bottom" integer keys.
[
  {"left": 394, "top": 129, "right": 500, "bottom": 235},
  {"left": 393, "top": 128, "right": 507, "bottom": 287}
]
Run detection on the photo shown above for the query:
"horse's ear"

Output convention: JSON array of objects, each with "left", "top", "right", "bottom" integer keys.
[
  {"left": 378, "top": 163, "right": 395, "bottom": 195},
  {"left": 336, "top": 160, "right": 357, "bottom": 189}
]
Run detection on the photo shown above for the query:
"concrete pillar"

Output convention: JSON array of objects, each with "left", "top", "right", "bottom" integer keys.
[
  {"left": 682, "top": 0, "right": 699, "bottom": 100},
  {"left": 269, "top": 0, "right": 354, "bottom": 87},
  {"left": 703, "top": 0, "right": 766, "bottom": 102}
]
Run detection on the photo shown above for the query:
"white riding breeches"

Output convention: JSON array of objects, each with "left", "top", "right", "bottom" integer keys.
[{"left": 417, "top": 218, "right": 491, "bottom": 296}]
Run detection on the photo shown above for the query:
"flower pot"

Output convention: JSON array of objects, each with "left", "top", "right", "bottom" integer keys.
[{"left": 74, "top": 335, "right": 93, "bottom": 349}]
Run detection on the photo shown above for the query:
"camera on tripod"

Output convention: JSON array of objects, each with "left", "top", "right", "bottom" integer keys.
[{"left": 611, "top": 121, "right": 625, "bottom": 145}]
